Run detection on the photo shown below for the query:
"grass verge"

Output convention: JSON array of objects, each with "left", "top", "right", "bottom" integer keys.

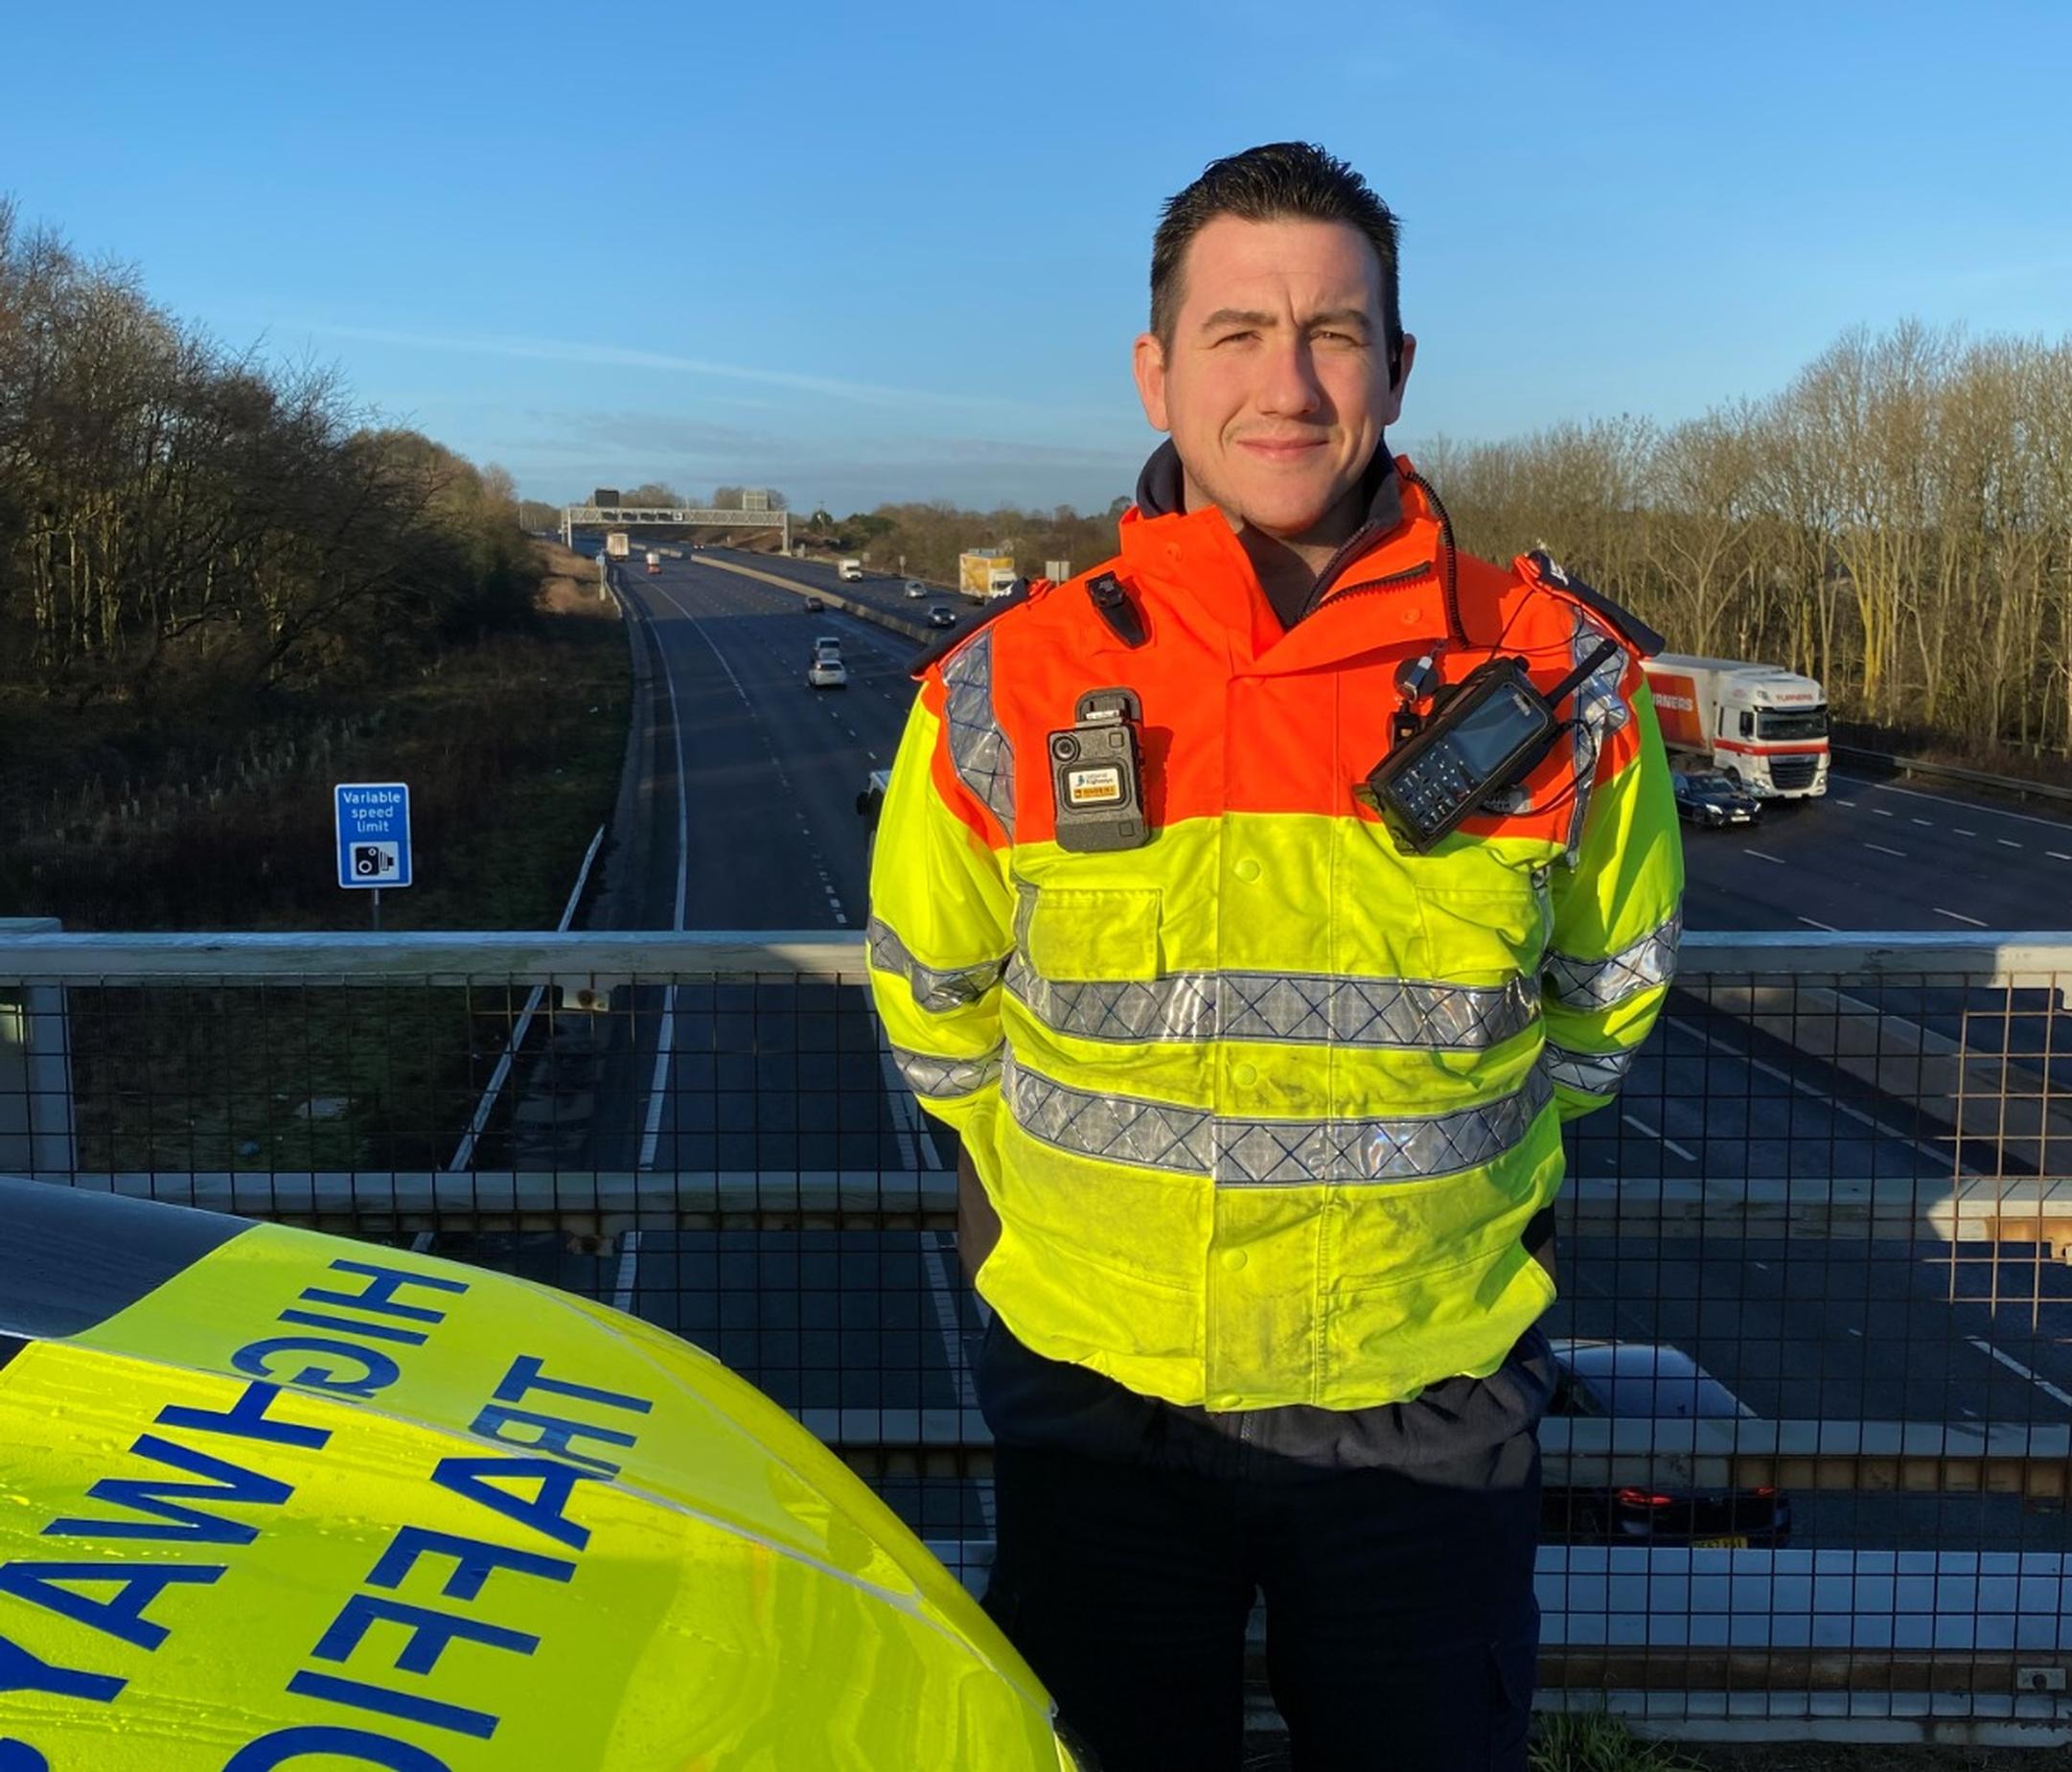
[{"left": 10, "top": 541, "right": 630, "bottom": 1174}]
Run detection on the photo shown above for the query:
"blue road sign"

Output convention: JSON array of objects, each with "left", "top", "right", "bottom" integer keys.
[{"left": 334, "top": 782, "right": 413, "bottom": 890}]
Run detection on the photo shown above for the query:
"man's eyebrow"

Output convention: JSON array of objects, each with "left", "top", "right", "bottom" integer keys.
[
  {"left": 1199, "top": 308, "right": 1278, "bottom": 331},
  {"left": 1196, "top": 307, "right": 1373, "bottom": 333}
]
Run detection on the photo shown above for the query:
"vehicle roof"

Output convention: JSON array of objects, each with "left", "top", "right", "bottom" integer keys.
[{"left": 1551, "top": 1338, "right": 1753, "bottom": 1416}]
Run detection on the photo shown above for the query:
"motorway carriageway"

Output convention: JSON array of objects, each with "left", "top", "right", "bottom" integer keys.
[{"left": 445, "top": 545, "right": 2072, "bottom": 1556}]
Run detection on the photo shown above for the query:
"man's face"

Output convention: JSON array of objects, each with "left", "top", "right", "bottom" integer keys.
[{"left": 1133, "top": 214, "right": 1414, "bottom": 541}]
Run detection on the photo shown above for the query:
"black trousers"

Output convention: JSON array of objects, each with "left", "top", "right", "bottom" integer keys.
[{"left": 982, "top": 1434, "right": 1541, "bottom": 1772}]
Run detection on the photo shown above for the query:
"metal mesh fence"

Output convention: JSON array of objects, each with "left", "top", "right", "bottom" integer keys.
[{"left": 3, "top": 928, "right": 2070, "bottom": 1735}]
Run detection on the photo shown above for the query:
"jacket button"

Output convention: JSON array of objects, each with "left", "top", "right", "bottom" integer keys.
[
  {"left": 1211, "top": 1393, "right": 1243, "bottom": 1410},
  {"left": 1232, "top": 859, "right": 1261, "bottom": 882},
  {"left": 1232, "top": 1062, "right": 1258, "bottom": 1086},
  {"left": 1220, "top": 1248, "right": 1249, "bottom": 1271}
]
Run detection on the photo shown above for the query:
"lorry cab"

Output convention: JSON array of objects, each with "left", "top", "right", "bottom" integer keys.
[
  {"left": 838, "top": 558, "right": 863, "bottom": 582},
  {"left": 1644, "top": 654, "right": 1830, "bottom": 799}
]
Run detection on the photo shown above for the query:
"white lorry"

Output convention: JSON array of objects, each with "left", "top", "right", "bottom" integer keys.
[
  {"left": 1640, "top": 654, "right": 1830, "bottom": 798},
  {"left": 605, "top": 531, "right": 631, "bottom": 560},
  {"left": 838, "top": 558, "right": 864, "bottom": 582}
]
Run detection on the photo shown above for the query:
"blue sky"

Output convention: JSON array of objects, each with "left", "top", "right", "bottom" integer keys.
[{"left": 5, "top": 0, "right": 2068, "bottom": 513}]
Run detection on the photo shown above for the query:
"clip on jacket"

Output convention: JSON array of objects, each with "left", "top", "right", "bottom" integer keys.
[{"left": 1086, "top": 572, "right": 1147, "bottom": 648}]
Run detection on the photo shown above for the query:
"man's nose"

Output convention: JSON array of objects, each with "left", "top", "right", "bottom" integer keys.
[{"left": 1255, "top": 337, "right": 1323, "bottom": 418}]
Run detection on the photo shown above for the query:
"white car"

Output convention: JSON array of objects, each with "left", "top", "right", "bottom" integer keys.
[
  {"left": 808, "top": 656, "right": 848, "bottom": 689},
  {"left": 905, "top": 579, "right": 928, "bottom": 599}
]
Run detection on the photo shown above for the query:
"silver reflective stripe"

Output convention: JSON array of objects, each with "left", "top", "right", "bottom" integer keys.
[
  {"left": 1546, "top": 911, "right": 1681, "bottom": 1010},
  {"left": 868, "top": 916, "right": 1007, "bottom": 1012},
  {"left": 893, "top": 1046, "right": 1003, "bottom": 1100},
  {"left": 1564, "top": 607, "right": 1631, "bottom": 859},
  {"left": 1003, "top": 954, "right": 1538, "bottom": 1050},
  {"left": 940, "top": 630, "right": 1015, "bottom": 836},
  {"left": 1001, "top": 1056, "right": 1552, "bottom": 1186},
  {"left": 1543, "top": 1041, "right": 1636, "bottom": 1096}
]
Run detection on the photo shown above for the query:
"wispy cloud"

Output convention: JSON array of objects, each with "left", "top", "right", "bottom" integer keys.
[{"left": 296, "top": 321, "right": 1007, "bottom": 412}]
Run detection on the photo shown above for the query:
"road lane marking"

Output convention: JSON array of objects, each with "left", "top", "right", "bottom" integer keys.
[
  {"left": 1968, "top": 1337, "right": 2072, "bottom": 1412},
  {"left": 1873, "top": 807, "right": 1893, "bottom": 817},
  {"left": 2051, "top": 852, "right": 2072, "bottom": 863},
  {"left": 1864, "top": 842, "right": 1906, "bottom": 858},
  {"left": 1936, "top": 908, "right": 1989, "bottom": 927},
  {"left": 1621, "top": 1113, "right": 1698, "bottom": 1162},
  {"left": 1954, "top": 828, "right": 1977, "bottom": 837},
  {"left": 621, "top": 584, "right": 694, "bottom": 1172},
  {"left": 1744, "top": 849, "right": 1784, "bottom": 864},
  {"left": 1843, "top": 773, "right": 2072, "bottom": 835},
  {"left": 1797, "top": 916, "right": 1838, "bottom": 931},
  {"left": 1664, "top": 1015, "right": 1960, "bottom": 1173},
  {"left": 611, "top": 1230, "right": 642, "bottom": 1313},
  {"left": 1998, "top": 839, "right": 2023, "bottom": 848},
  {"left": 1833, "top": 799, "right": 1856, "bottom": 808},
  {"left": 1911, "top": 817, "right": 1934, "bottom": 826}
]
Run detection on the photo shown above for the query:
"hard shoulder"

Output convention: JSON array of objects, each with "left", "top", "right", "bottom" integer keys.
[{"left": 1508, "top": 549, "right": 1665, "bottom": 657}]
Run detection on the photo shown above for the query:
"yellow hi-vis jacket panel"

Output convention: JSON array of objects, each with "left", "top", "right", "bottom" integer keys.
[
  {"left": 867, "top": 472, "right": 1684, "bottom": 1414},
  {"left": 0, "top": 1189, "right": 1079, "bottom": 1771}
]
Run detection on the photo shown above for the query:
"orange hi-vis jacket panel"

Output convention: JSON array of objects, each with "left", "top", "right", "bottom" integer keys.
[{"left": 867, "top": 461, "right": 1685, "bottom": 1412}]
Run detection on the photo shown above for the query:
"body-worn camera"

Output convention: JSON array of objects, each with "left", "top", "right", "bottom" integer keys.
[
  {"left": 1363, "top": 657, "right": 1562, "bottom": 854},
  {"left": 1049, "top": 687, "right": 1148, "bottom": 851}
]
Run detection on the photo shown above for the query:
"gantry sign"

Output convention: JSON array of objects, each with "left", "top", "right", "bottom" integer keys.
[{"left": 560, "top": 503, "right": 791, "bottom": 549}]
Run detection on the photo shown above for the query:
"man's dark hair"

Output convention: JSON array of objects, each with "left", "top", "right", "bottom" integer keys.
[{"left": 1150, "top": 142, "right": 1404, "bottom": 382}]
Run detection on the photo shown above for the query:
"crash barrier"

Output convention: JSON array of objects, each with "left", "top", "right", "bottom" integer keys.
[
  {"left": 1832, "top": 744, "right": 2072, "bottom": 809},
  {"left": 686, "top": 551, "right": 935, "bottom": 644},
  {"left": 1, "top": 926, "right": 2070, "bottom": 1741}
]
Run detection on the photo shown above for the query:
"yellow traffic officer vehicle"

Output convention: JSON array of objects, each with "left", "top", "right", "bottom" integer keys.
[{"left": 0, "top": 1176, "right": 1083, "bottom": 1770}]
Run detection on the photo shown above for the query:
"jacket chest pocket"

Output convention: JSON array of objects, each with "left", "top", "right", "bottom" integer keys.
[
  {"left": 1347, "top": 820, "right": 1550, "bottom": 984},
  {"left": 1018, "top": 884, "right": 1163, "bottom": 982},
  {"left": 1413, "top": 869, "right": 1551, "bottom": 982}
]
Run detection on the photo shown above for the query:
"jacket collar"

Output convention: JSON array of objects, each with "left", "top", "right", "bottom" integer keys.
[{"left": 1117, "top": 442, "right": 1448, "bottom": 672}]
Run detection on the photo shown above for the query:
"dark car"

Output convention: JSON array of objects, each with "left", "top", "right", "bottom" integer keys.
[
  {"left": 927, "top": 605, "right": 957, "bottom": 629},
  {"left": 1543, "top": 1339, "right": 1789, "bottom": 1548},
  {"left": 803, "top": 596, "right": 824, "bottom": 613},
  {"left": 1672, "top": 769, "right": 1762, "bottom": 828}
]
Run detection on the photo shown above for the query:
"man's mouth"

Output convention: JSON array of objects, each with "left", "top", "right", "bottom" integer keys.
[{"left": 1235, "top": 437, "right": 1326, "bottom": 462}]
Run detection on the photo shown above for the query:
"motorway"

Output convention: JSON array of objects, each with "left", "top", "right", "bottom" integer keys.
[{"left": 453, "top": 543, "right": 2072, "bottom": 1555}]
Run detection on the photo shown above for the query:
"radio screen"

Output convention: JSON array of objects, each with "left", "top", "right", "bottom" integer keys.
[{"left": 1442, "top": 686, "right": 1538, "bottom": 775}]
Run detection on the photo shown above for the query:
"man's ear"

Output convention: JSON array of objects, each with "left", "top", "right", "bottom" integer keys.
[
  {"left": 1382, "top": 332, "right": 1417, "bottom": 426},
  {"left": 1133, "top": 332, "right": 1169, "bottom": 431}
]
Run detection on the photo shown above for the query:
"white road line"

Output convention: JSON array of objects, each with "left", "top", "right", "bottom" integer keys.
[
  {"left": 1998, "top": 839, "right": 2023, "bottom": 848},
  {"left": 2051, "top": 852, "right": 2072, "bottom": 863},
  {"left": 1872, "top": 807, "right": 1893, "bottom": 817},
  {"left": 1846, "top": 1327, "right": 1862, "bottom": 1337},
  {"left": 1911, "top": 817, "right": 1934, "bottom": 826},
  {"left": 1832, "top": 798, "right": 1856, "bottom": 808},
  {"left": 1841, "top": 772, "right": 2072, "bottom": 835},
  {"left": 1621, "top": 1113, "right": 1698, "bottom": 1162},
  {"left": 1968, "top": 1337, "right": 2072, "bottom": 1412},
  {"left": 1665, "top": 1015, "right": 1959, "bottom": 1172},
  {"left": 611, "top": 1230, "right": 642, "bottom": 1313},
  {"left": 1954, "top": 828, "right": 1978, "bottom": 837},
  {"left": 1863, "top": 841, "right": 1906, "bottom": 858},
  {"left": 625, "top": 588, "right": 692, "bottom": 1172},
  {"left": 1935, "top": 907, "right": 1989, "bottom": 927},
  {"left": 1743, "top": 848, "right": 1784, "bottom": 864},
  {"left": 1797, "top": 915, "right": 1838, "bottom": 932}
]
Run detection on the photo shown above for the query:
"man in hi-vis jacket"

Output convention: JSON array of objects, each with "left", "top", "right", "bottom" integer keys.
[{"left": 868, "top": 142, "right": 1683, "bottom": 1771}]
